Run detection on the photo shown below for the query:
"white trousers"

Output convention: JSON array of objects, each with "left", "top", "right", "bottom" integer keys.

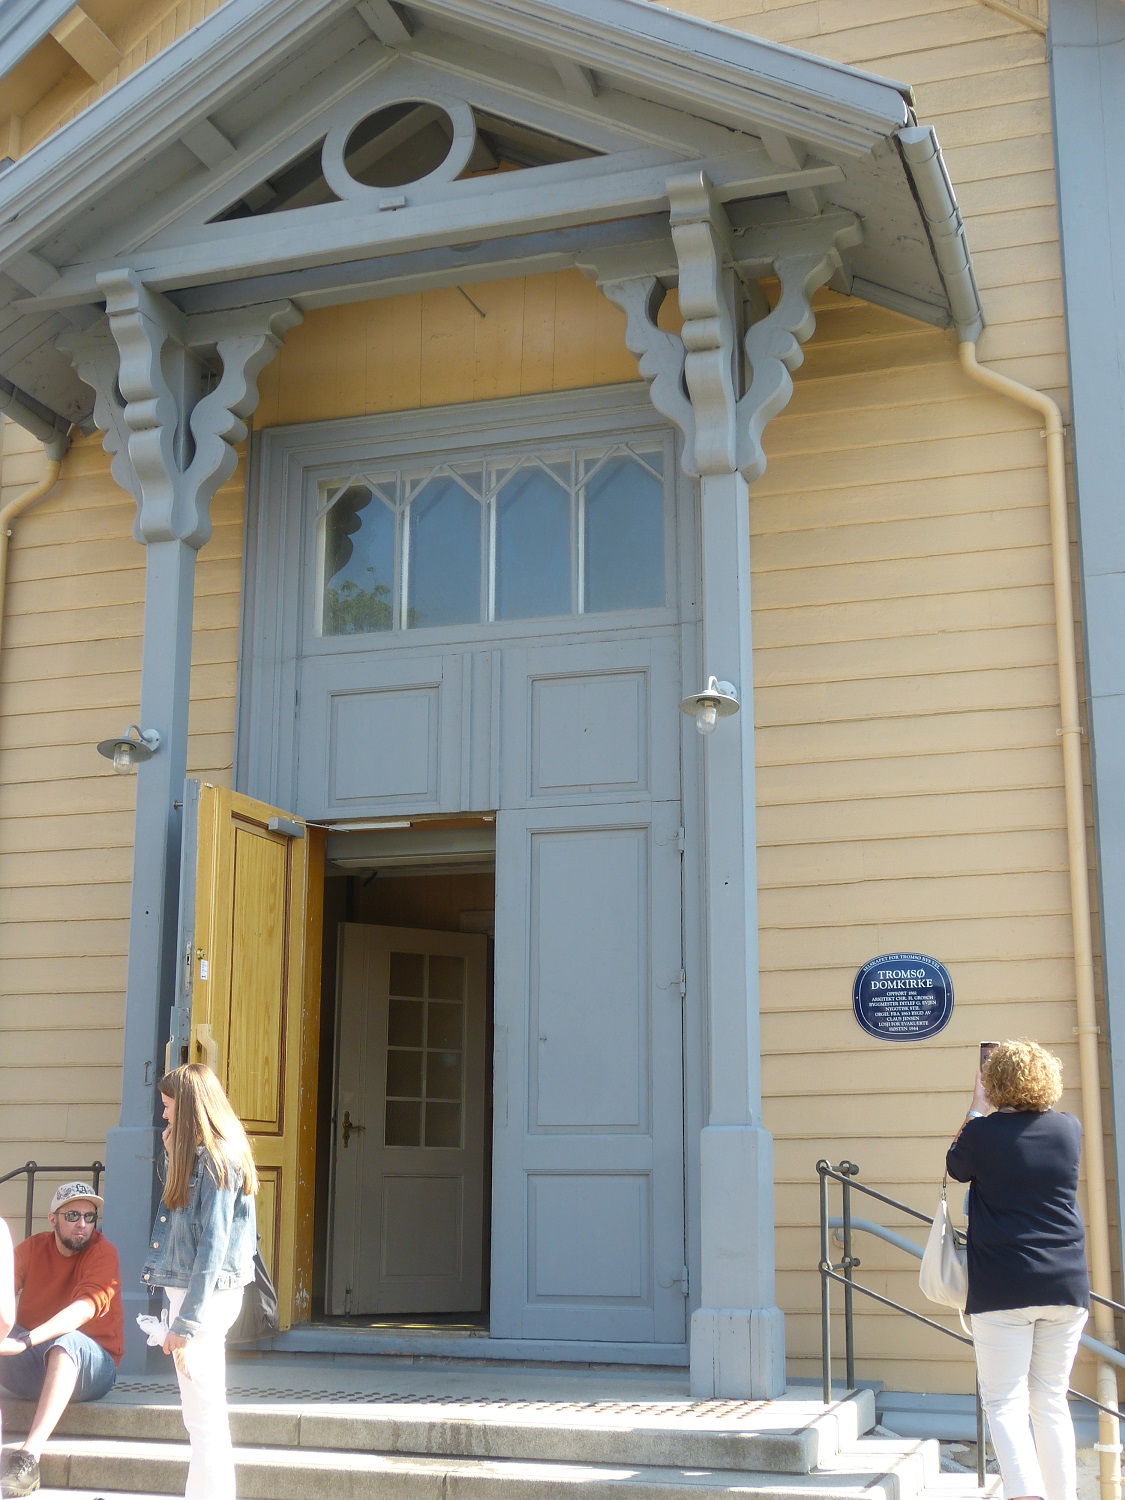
[
  {"left": 971, "top": 1304, "right": 1088, "bottom": 1500},
  {"left": 165, "top": 1284, "right": 244, "bottom": 1500}
]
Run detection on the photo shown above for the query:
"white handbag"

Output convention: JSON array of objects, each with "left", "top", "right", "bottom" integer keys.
[{"left": 919, "top": 1173, "right": 968, "bottom": 1310}]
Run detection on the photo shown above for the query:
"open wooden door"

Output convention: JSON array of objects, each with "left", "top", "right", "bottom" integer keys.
[{"left": 170, "top": 780, "right": 324, "bottom": 1329}]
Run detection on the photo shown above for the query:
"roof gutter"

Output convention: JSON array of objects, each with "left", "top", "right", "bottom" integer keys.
[
  {"left": 0, "top": 374, "right": 72, "bottom": 444},
  {"left": 897, "top": 125, "right": 984, "bottom": 343}
]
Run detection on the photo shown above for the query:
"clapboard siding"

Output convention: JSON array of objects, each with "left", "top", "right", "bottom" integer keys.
[
  {"left": 650, "top": 1, "right": 1109, "bottom": 1396},
  {"left": 0, "top": 415, "right": 242, "bottom": 1206}
]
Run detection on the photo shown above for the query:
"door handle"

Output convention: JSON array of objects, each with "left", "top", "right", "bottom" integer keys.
[{"left": 341, "top": 1110, "right": 365, "bottom": 1149}]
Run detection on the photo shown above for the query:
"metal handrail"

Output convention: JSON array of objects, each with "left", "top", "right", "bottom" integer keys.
[
  {"left": 0, "top": 1160, "right": 105, "bottom": 1240},
  {"left": 818, "top": 1159, "right": 1125, "bottom": 1489},
  {"left": 828, "top": 1217, "right": 1125, "bottom": 1373}
]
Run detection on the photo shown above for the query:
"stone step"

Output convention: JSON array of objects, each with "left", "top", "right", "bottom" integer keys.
[
  {"left": 33, "top": 1433, "right": 947, "bottom": 1500},
  {"left": 1, "top": 1387, "right": 875, "bottom": 1475}
]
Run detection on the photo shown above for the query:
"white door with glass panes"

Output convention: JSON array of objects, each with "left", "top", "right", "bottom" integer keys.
[{"left": 328, "top": 924, "right": 488, "bottom": 1314}]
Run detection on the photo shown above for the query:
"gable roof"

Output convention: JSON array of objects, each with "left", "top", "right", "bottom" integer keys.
[{"left": 0, "top": 0, "right": 982, "bottom": 435}]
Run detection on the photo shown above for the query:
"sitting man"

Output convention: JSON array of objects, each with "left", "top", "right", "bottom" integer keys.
[{"left": 0, "top": 1182, "right": 122, "bottom": 1497}]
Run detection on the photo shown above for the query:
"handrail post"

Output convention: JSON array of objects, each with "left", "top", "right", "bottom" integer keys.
[
  {"left": 818, "top": 1159, "right": 832, "bottom": 1403},
  {"left": 976, "top": 1380, "right": 986, "bottom": 1487},
  {"left": 841, "top": 1160, "right": 858, "bottom": 1390},
  {"left": 24, "top": 1161, "right": 36, "bottom": 1240}
]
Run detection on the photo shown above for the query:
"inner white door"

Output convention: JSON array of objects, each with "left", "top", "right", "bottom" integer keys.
[{"left": 328, "top": 923, "right": 488, "bottom": 1314}]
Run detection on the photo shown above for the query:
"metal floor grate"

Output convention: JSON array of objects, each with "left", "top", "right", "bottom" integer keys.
[{"left": 115, "top": 1380, "right": 769, "bottom": 1420}]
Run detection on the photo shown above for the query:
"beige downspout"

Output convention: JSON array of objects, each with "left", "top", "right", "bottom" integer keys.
[
  {"left": 0, "top": 434, "right": 69, "bottom": 659},
  {"left": 959, "top": 340, "right": 1122, "bottom": 1500}
]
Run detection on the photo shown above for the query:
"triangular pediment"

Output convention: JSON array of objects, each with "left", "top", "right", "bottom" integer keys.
[{"left": 0, "top": 0, "right": 975, "bottom": 431}]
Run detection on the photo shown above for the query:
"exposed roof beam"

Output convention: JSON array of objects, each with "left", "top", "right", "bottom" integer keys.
[
  {"left": 23, "top": 153, "right": 844, "bottom": 308},
  {"left": 171, "top": 214, "right": 674, "bottom": 314},
  {"left": 757, "top": 125, "right": 821, "bottom": 217},
  {"left": 553, "top": 58, "right": 598, "bottom": 101},
  {"left": 6, "top": 248, "right": 61, "bottom": 295},
  {"left": 49, "top": 6, "right": 122, "bottom": 83},
  {"left": 354, "top": 0, "right": 414, "bottom": 44},
  {"left": 179, "top": 118, "right": 238, "bottom": 170}
]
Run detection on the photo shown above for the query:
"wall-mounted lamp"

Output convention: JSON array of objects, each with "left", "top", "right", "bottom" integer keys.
[
  {"left": 678, "top": 677, "right": 740, "bottom": 736},
  {"left": 96, "top": 725, "right": 161, "bottom": 775}
]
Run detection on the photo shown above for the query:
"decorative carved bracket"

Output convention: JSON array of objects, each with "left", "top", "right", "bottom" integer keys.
[
  {"left": 668, "top": 173, "right": 740, "bottom": 477},
  {"left": 583, "top": 175, "right": 861, "bottom": 482},
  {"left": 61, "top": 271, "right": 301, "bottom": 548},
  {"left": 58, "top": 319, "right": 139, "bottom": 506},
  {"left": 597, "top": 274, "right": 696, "bottom": 469}
]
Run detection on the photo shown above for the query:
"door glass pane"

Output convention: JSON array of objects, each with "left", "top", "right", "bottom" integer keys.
[
  {"left": 386, "top": 1048, "right": 423, "bottom": 1097},
  {"left": 388, "top": 997, "right": 424, "bottom": 1046},
  {"left": 428, "top": 957, "right": 464, "bottom": 1003},
  {"left": 321, "top": 482, "right": 395, "bottom": 635},
  {"left": 582, "top": 453, "right": 665, "bottom": 613},
  {"left": 427, "top": 999, "right": 462, "bottom": 1046},
  {"left": 493, "top": 464, "right": 571, "bottom": 620},
  {"left": 406, "top": 473, "right": 482, "bottom": 628},
  {"left": 425, "top": 1101, "right": 461, "bottom": 1147},
  {"left": 385, "top": 1099, "right": 421, "bottom": 1146},
  {"left": 427, "top": 1048, "right": 463, "bottom": 1101},
  {"left": 389, "top": 952, "right": 424, "bottom": 998}
]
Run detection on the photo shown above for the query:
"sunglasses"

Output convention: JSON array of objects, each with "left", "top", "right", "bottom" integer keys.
[{"left": 59, "top": 1210, "right": 97, "bottom": 1224}]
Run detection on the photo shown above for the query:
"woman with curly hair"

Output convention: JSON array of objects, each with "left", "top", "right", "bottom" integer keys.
[
  {"left": 948, "top": 1039, "right": 1089, "bottom": 1500},
  {"left": 141, "top": 1063, "right": 258, "bottom": 1500}
]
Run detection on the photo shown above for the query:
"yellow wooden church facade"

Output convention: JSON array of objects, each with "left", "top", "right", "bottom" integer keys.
[{"left": 0, "top": 0, "right": 1117, "bottom": 1417}]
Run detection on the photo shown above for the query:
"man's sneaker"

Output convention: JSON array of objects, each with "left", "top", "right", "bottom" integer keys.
[{"left": 2, "top": 1450, "right": 39, "bottom": 1496}]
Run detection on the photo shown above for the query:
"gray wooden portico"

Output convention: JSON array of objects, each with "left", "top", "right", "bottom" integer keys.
[{"left": 0, "top": 0, "right": 982, "bottom": 1392}]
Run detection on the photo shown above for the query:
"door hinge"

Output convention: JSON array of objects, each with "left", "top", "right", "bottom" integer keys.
[
  {"left": 678, "top": 1264, "right": 689, "bottom": 1296},
  {"left": 676, "top": 825, "right": 686, "bottom": 855},
  {"left": 679, "top": 969, "right": 687, "bottom": 998}
]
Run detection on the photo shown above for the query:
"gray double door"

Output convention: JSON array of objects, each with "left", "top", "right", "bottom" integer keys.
[
  {"left": 299, "top": 631, "right": 687, "bottom": 1345},
  {"left": 490, "top": 635, "right": 687, "bottom": 1343}
]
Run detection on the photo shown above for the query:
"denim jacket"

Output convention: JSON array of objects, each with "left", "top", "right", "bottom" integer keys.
[{"left": 141, "top": 1147, "right": 256, "bottom": 1337}]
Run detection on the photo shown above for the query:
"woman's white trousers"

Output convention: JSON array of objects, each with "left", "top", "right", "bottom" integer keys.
[
  {"left": 165, "top": 1284, "right": 245, "bottom": 1500},
  {"left": 971, "top": 1303, "right": 1088, "bottom": 1500}
]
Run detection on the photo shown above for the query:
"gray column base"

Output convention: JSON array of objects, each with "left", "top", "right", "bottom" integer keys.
[
  {"left": 689, "top": 1305, "right": 786, "bottom": 1397},
  {"left": 102, "top": 1124, "right": 163, "bottom": 1375},
  {"left": 690, "top": 1123, "right": 785, "bottom": 1397}
]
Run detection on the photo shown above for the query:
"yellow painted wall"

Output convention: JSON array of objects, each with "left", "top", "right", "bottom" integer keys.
[{"left": 0, "top": 0, "right": 1109, "bottom": 1400}]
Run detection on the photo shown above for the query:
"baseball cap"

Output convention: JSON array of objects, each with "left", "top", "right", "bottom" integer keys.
[{"left": 49, "top": 1181, "right": 104, "bottom": 1214}]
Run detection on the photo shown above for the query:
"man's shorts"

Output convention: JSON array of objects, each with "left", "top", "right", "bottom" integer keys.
[{"left": 0, "top": 1325, "right": 116, "bottom": 1403}]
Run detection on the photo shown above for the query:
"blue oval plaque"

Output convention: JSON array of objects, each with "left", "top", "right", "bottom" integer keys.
[{"left": 852, "top": 953, "right": 953, "bottom": 1042}]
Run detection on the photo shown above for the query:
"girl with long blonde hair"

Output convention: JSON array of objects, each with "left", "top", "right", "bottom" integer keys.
[{"left": 141, "top": 1064, "right": 258, "bottom": 1500}]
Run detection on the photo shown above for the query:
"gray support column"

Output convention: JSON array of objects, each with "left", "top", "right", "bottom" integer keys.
[
  {"left": 62, "top": 276, "right": 300, "bottom": 1369},
  {"left": 1047, "top": 0, "right": 1125, "bottom": 1276},
  {"left": 691, "top": 463, "right": 784, "bottom": 1397},
  {"left": 591, "top": 176, "right": 858, "bottom": 1396},
  {"left": 106, "top": 537, "right": 196, "bottom": 1367}
]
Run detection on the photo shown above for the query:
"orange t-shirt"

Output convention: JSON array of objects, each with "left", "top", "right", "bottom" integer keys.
[{"left": 14, "top": 1230, "right": 123, "bottom": 1364}]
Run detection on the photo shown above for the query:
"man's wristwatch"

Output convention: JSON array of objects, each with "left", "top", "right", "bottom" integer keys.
[{"left": 19, "top": 1332, "right": 33, "bottom": 1350}]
